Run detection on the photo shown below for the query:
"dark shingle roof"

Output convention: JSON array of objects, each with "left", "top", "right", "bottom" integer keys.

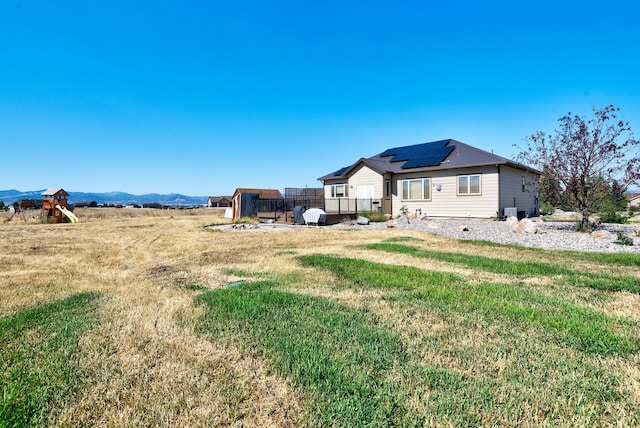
[{"left": 319, "top": 139, "right": 539, "bottom": 181}]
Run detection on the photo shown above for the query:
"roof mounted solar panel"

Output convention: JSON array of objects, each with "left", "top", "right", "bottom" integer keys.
[
  {"left": 380, "top": 140, "right": 449, "bottom": 162},
  {"left": 333, "top": 166, "right": 350, "bottom": 176},
  {"left": 379, "top": 140, "right": 454, "bottom": 169},
  {"left": 400, "top": 146, "right": 455, "bottom": 169}
]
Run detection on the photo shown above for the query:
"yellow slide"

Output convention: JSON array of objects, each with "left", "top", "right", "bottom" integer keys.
[{"left": 56, "top": 204, "right": 79, "bottom": 223}]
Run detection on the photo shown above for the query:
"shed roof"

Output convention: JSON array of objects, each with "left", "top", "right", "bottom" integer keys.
[{"left": 232, "top": 188, "right": 284, "bottom": 199}]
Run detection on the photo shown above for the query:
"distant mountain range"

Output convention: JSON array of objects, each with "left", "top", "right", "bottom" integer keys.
[{"left": 0, "top": 189, "right": 208, "bottom": 206}]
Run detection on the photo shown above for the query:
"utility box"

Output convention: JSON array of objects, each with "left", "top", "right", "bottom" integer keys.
[{"left": 504, "top": 207, "right": 517, "bottom": 218}]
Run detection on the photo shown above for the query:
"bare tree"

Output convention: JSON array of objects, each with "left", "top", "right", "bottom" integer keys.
[{"left": 514, "top": 105, "right": 639, "bottom": 226}]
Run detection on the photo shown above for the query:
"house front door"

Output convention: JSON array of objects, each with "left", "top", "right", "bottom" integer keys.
[
  {"left": 383, "top": 179, "right": 392, "bottom": 214},
  {"left": 356, "top": 186, "right": 374, "bottom": 211}
]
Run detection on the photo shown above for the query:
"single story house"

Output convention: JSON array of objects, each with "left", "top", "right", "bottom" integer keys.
[
  {"left": 207, "top": 196, "right": 232, "bottom": 208},
  {"left": 231, "top": 188, "right": 284, "bottom": 220},
  {"left": 318, "top": 139, "right": 540, "bottom": 219}
]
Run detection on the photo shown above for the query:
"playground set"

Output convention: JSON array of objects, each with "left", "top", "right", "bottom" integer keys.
[{"left": 41, "top": 188, "right": 78, "bottom": 223}]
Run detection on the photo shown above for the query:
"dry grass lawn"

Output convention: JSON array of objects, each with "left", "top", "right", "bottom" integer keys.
[{"left": 1, "top": 207, "right": 639, "bottom": 426}]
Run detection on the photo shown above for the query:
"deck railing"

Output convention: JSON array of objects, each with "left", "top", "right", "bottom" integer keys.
[
  {"left": 322, "top": 198, "right": 383, "bottom": 214},
  {"left": 256, "top": 197, "right": 384, "bottom": 222}
]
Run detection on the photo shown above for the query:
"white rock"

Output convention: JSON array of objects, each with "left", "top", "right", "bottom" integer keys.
[
  {"left": 357, "top": 216, "right": 370, "bottom": 225},
  {"left": 514, "top": 218, "right": 538, "bottom": 234},
  {"left": 505, "top": 216, "right": 519, "bottom": 227},
  {"left": 396, "top": 215, "right": 410, "bottom": 225}
]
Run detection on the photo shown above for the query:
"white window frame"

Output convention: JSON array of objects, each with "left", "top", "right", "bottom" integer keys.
[
  {"left": 401, "top": 178, "right": 431, "bottom": 201},
  {"left": 457, "top": 174, "right": 481, "bottom": 195},
  {"left": 330, "top": 184, "right": 349, "bottom": 198}
]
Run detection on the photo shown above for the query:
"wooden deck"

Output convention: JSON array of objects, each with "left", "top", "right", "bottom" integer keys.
[{"left": 257, "top": 211, "right": 357, "bottom": 225}]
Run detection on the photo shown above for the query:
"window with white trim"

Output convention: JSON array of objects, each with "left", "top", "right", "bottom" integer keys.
[
  {"left": 330, "top": 184, "right": 348, "bottom": 198},
  {"left": 458, "top": 174, "right": 481, "bottom": 195},
  {"left": 401, "top": 178, "right": 430, "bottom": 200}
]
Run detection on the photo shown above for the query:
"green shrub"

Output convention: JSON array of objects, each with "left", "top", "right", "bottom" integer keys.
[
  {"left": 358, "top": 210, "right": 388, "bottom": 222},
  {"left": 599, "top": 211, "right": 627, "bottom": 224},
  {"left": 614, "top": 232, "right": 634, "bottom": 246},
  {"left": 539, "top": 201, "right": 555, "bottom": 216},
  {"left": 574, "top": 221, "right": 592, "bottom": 233}
]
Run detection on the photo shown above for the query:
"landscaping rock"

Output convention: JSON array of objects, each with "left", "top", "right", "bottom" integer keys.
[
  {"left": 592, "top": 230, "right": 613, "bottom": 240},
  {"left": 505, "top": 216, "right": 519, "bottom": 227},
  {"left": 514, "top": 218, "right": 538, "bottom": 234},
  {"left": 396, "top": 215, "right": 410, "bottom": 225},
  {"left": 424, "top": 221, "right": 442, "bottom": 229},
  {"left": 357, "top": 216, "right": 370, "bottom": 225}
]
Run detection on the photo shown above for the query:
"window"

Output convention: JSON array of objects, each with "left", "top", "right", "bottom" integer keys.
[
  {"left": 330, "top": 184, "right": 348, "bottom": 198},
  {"left": 458, "top": 174, "right": 481, "bottom": 195},
  {"left": 385, "top": 180, "right": 391, "bottom": 198},
  {"left": 401, "top": 178, "right": 430, "bottom": 200},
  {"left": 522, "top": 176, "right": 526, "bottom": 192}
]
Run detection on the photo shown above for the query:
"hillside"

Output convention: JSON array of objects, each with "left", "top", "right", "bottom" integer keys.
[{"left": 0, "top": 189, "right": 208, "bottom": 206}]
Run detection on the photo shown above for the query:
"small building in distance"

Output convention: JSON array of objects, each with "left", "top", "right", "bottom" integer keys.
[
  {"left": 207, "top": 196, "right": 232, "bottom": 208},
  {"left": 231, "top": 188, "right": 284, "bottom": 220},
  {"left": 74, "top": 200, "right": 98, "bottom": 208}
]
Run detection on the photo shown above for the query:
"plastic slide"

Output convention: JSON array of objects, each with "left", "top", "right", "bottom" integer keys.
[{"left": 56, "top": 204, "right": 79, "bottom": 223}]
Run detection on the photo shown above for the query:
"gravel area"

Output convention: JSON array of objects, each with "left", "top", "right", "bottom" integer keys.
[{"left": 331, "top": 217, "right": 640, "bottom": 253}]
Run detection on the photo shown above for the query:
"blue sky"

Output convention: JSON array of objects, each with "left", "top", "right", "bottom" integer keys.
[{"left": 2, "top": 1, "right": 639, "bottom": 196}]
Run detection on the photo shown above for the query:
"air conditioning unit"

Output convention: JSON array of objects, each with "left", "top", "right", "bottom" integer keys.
[{"left": 504, "top": 207, "right": 517, "bottom": 218}]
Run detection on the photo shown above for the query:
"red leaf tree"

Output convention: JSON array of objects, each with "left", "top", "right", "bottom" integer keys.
[{"left": 514, "top": 105, "right": 639, "bottom": 226}]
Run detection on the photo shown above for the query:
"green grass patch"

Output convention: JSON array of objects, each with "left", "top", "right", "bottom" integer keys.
[
  {"left": 365, "top": 242, "right": 571, "bottom": 277},
  {"left": 276, "top": 250, "right": 297, "bottom": 256},
  {"left": 384, "top": 236, "right": 424, "bottom": 243},
  {"left": 563, "top": 273, "right": 640, "bottom": 294},
  {"left": 461, "top": 239, "right": 640, "bottom": 267},
  {"left": 0, "top": 292, "right": 101, "bottom": 427},
  {"left": 299, "top": 254, "right": 638, "bottom": 356},
  {"left": 298, "top": 254, "right": 462, "bottom": 289},
  {"left": 177, "top": 283, "right": 209, "bottom": 291},
  {"left": 195, "top": 272, "right": 639, "bottom": 425},
  {"left": 221, "top": 267, "right": 264, "bottom": 278},
  {"left": 411, "top": 282, "right": 638, "bottom": 356},
  {"left": 368, "top": 242, "right": 640, "bottom": 294},
  {"left": 196, "top": 281, "right": 423, "bottom": 426}
]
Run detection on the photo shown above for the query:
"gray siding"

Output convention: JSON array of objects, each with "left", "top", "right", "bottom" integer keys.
[{"left": 498, "top": 166, "right": 539, "bottom": 217}]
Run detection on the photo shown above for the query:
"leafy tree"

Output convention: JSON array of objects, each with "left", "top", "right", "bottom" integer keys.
[
  {"left": 538, "top": 166, "right": 563, "bottom": 208},
  {"left": 515, "top": 105, "right": 639, "bottom": 226},
  {"left": 609, "top": 180, "right": 628, "bottom": 211}
]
